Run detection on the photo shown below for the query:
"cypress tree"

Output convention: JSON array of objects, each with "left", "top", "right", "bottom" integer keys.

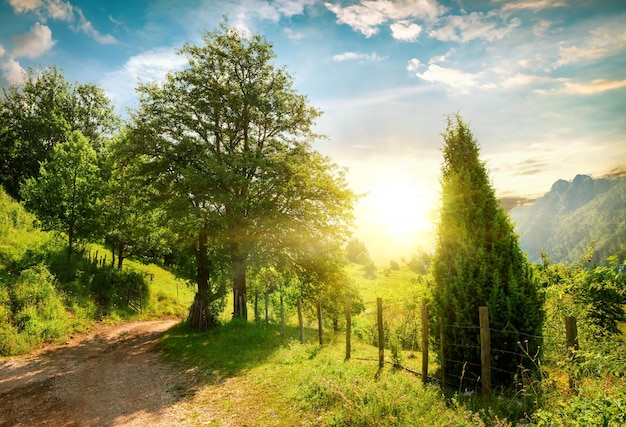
[{"left": 430, "top": 114, "right": 544, "bottom": 388}]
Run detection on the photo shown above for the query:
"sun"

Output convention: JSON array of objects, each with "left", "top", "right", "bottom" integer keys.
[{"left": 354, "top": 172, "right": 438, "bottom": 260}]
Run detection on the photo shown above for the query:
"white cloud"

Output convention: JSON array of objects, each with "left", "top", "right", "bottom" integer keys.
[
  {"left": 555, "top": 22, "right": 626, "bottom": 67},
  {"left": 284, "top": 27, "right": 304, "bottom": 40},
  {"left": 390, "top": 20, "right": 422, "bottom": 41},
  {"left": 12, "top": 23, "right": 55, "bottom": 58},
  {"left": 406, "top": 58, "right": 422, "bottom": 72},
  {"left": 1, "top": 56, "right": 27, "bottom": 84},
  {"left": 325, "top": 0, "right": 446, "bottom": 38},
  {"left": 499, "top": 0, "right": 566, "bottom": 12},
  {"left": 101, "top": 48, "right": 188, "bottom": 107},
  {"left": 557, "top": 79, "right": 626, "bottom": 95},
  {"left": 7, "top": 0, "right": 42, "bottom": 13},
  {"left": 74, "top": 9, "right": 117, "bottom": 44},
  {"left": 499, "top": 73, "right": 545, "bottom": 89},
  {"left": 414, "top": 64, "right": 483, "bottom": 94},
  {"left": 230, "top": 0, "right": 316, "bottom": 30},
  {"left": 429, "top": 12, "right": 521, "bottom": 43},
  {"left": 333, "top": 51, "right": 386, "bottom": 62},
  {"left": 8, "top": 0, "right": 118, "bottom": 44},
  {"left": 0, "top": 45, "right": 5, "bottom": 57},
  {"left": 46, "top": 0, "right": 73, "bottom": 21}
]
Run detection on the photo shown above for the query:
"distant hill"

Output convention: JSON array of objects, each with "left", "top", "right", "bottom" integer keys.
[{"left": 509, "top": 174, "right": 626, "bottom": 265}]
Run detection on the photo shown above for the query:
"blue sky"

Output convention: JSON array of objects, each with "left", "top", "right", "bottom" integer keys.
[{"left": 1, "top": 0, "right": 625, "bottom": 260}]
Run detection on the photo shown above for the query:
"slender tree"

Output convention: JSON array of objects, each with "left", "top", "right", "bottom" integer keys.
[
  {"left": 430, "top": 114, "right": 544, "bottom": 388},
  {"left": 119, "top": 21, "right": 355, "bottom": 326},
  {"left": 22, "top": 131, "right": 104, "bottom": 278}
]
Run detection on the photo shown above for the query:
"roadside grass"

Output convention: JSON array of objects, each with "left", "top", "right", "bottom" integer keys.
[{"left": 159, "top": 320, "right": 489, "bottom": 426}]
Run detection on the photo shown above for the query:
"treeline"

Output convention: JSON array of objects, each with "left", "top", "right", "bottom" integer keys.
[{"left": 1, "top": 22, "right": 358, "bottom": 332}]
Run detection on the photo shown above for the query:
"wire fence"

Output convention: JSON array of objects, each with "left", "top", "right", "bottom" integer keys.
[{"left": 341, "top": 298, "right": 626, "bottom": 393}]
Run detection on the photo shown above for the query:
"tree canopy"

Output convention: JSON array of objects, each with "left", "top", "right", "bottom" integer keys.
[
  {"left": 0, "top": 66, "right": 118, "bottom": 200},
  {"left": 116, "top": 22, "right": 356, "bottom": 326}
]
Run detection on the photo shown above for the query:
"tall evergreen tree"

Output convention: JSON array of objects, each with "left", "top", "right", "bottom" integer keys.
[{"left": 430, "top": 114, "right": 544, "bottom": 388}]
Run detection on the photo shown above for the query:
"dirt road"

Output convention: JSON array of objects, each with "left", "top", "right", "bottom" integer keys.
[{"left": 0, "top": 320, "right": 190, "bottom": 427}]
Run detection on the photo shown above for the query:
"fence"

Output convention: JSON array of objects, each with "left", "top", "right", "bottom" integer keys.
[{"left": 333, "top": 298, "right": 624, "bottom": 394}]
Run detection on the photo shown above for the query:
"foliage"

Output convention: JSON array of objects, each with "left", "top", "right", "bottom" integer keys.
[
  {"left": 0, "top": 264, "right": 68, "bottom": 355},
  {"left": 100, "top": 129, "right": 169, "bottom": 269},
  {"left": 430, "top": 114, "right": 544, "bottom": 387},
  {"left": 22, "top": 131, "right": 104, "bottom": 278},
  {"left": 88, "top": 266, "right": 149, "bottom": 314},
  {"left": 0, "top": 66, "right": 118, "bottom": 200},
  {"left": 345, "top": 238, "right": 372, "bottom": 265},
  {"left": 116, "top": 20, "right": 355, "bottom": 324},
  {"left": 407, "top": 249, "right": 432, "bottom": 275}
]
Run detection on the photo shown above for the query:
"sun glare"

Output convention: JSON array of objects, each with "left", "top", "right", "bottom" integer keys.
[{"left": 354, "top": 170, "right": 438, "bottom": 261}]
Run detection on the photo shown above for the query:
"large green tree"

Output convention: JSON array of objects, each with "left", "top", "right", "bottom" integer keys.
[
  {"left": 0, "top": 66, "right": 118, "bottom": 200},
  {"left": 119, "top": 22, "right": 355, "bottom": 326},
  {"left": 430, "top": 114, "right": 544, "bottom": 388},
  {"left": 22, "top": 131, "right": 104, "bottom": 278}
]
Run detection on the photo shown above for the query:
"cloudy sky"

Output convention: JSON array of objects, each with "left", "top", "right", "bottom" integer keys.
[{"left": 1, "top": 0, "right": 625, "bottom": 261}]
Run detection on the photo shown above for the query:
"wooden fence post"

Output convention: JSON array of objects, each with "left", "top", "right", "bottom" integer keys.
[
  {"left": 479, "top": 306, "right": 491, "bottom": 396},
  {"left": 265, "top": 293, "right": 270, "bottom": 327},
  {"left": 298, "top": 298, "right": 304, "bottom": 344},
  {"left": 421, "top": 306, "right": 428, "bottom": 383},
  {"left": 317, "top": 300, "right": 323, "bottom": 346},
  {"left": 439, "top": 316, "right": 445, "bottom": 387},
  {"left": 280, "top": 293, "right": 285, "bottom": 337},
  {"left": 565, "top": 315, "right": 579, "bottom": 391},
  {"left": 345, "top": 298, "right": 351, "bottom": 361},
  {"left": 377, "top": 297, "right": 384, "bottom": 368}
]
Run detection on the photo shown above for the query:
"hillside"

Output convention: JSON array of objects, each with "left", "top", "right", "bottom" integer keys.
[
  {"left": 510, "top": 174, "right": 626, "bottom": 264},
  {"left": 0, "top": 187, "right": 193, "bottom": 356}
]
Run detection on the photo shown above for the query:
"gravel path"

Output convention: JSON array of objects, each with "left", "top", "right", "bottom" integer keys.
[{"left": 0, "top": 320, "right": 191, "bottom": 427}]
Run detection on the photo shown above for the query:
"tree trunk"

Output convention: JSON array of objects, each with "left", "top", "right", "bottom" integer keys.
[
  {"left": 66, "top": 221, "right": 74, "bottom": 280},
  {"left": 187, "top": 232, "right": 213, "bottom": 330},
  {"left": 117, "top": 242, "right": 124, "bottom": 269},
  {"left": 231, "top": 244, "right": 248, "bottom": 319},
  {"left": 111, "top": 240, "right": 116, "bottom": 267}
]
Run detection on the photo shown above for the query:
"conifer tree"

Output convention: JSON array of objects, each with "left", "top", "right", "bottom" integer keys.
[{"left": 430, "top": 114, "right": 544, "bottom": 388}]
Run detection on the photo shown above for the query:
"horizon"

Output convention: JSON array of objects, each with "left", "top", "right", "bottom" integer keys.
[{"left": 1, "top": 0, "right": 625, "bottom": 261}]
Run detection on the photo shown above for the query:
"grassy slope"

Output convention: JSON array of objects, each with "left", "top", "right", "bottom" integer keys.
[{"left": 0, "top": 187, "right": 193, "bottom": 355}]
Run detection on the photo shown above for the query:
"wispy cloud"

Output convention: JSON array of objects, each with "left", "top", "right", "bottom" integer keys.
[
  {"left": 428, "top": 12, "right": 521, "bottom": 43},
  {"left": 541, "top": 78, "right": 626, "bottom": 95},
  {"left": 414, "top": 64, "right": 486, "bottom": 94},
  {"left": 7, "top": 0, "right": 118, "bottom": 44},
  {"left": 325, "top": 0, "right": 445, "bottom": 39},
  {"left": 555, "top": 22, "right": 626, "bottom": 67},
  {"left": 100, "top": 48, "right": 188, "bottom": 109},
  {"left": 333, "top": 51, "right": 386, "bottom": 62},
  {"left": 498, "top": 0, "right": 567, "bottom": 12}
]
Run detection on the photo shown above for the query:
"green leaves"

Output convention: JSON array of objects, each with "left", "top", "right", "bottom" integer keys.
[{"left": 0, "top": 66, "right": 118, "bottom": 200}]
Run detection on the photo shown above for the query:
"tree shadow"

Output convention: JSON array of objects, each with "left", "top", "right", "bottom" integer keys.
[{"left": 158, "top": 319, "right": 320, "bottom": 386}]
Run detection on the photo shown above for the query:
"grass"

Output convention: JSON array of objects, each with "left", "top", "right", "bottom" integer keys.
[{"left": 159, "top": 320, "right": 488, "bottom": 426}]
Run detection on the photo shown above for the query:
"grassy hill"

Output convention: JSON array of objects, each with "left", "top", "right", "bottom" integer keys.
[{"left": 0, "top": 187, "right": 194, "bottom": 356}]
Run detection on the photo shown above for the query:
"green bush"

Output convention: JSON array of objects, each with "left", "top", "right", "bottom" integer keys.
[
  {"left": 1, "top": 264, "right": 68, "bottom": 353},
  {"left": 89, "top": 266, "right": 149, "bottom": 314}
]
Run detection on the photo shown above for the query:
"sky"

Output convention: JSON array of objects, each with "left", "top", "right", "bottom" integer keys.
[{"left": 1, "top": 0, "right": 625, "bottom": 262}]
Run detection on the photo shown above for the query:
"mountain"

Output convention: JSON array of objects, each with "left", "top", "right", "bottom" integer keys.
[{"left": 510, "top": 174, "right": 626, "bottom": 265}]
